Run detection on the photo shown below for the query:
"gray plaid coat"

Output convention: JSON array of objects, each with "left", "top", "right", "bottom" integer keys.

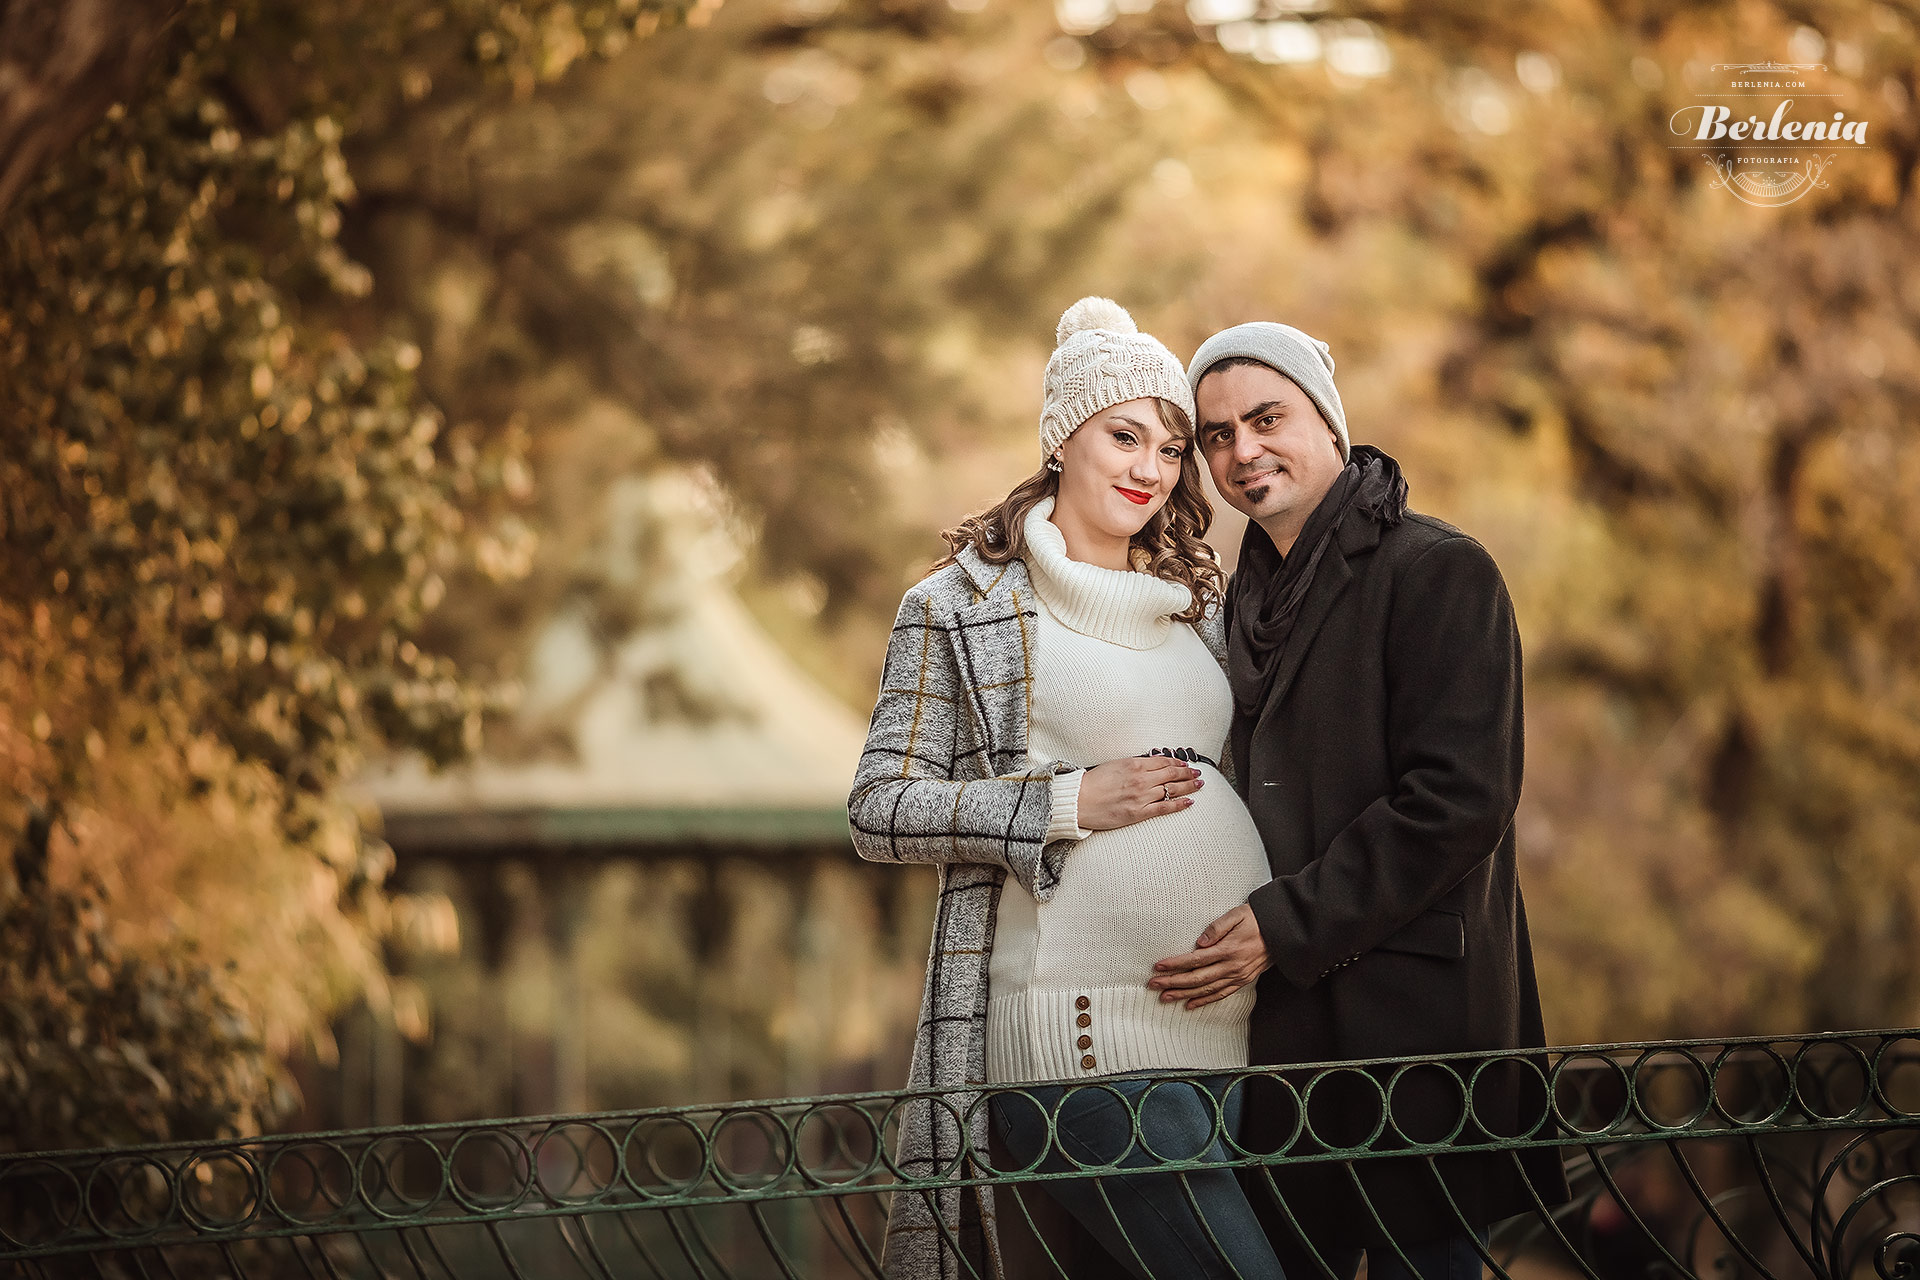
[{"left": 847, "top": 543, "right": 1227, "bottom": 1280}]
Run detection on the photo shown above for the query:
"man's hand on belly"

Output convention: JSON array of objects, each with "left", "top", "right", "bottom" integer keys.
[{"left": 1147, "top": 904, "right": 1272, "bottom": 1009}]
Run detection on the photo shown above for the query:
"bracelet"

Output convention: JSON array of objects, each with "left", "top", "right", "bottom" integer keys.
[{"left": 1137, "top": 746, "right": 1220, "bottom": 771}]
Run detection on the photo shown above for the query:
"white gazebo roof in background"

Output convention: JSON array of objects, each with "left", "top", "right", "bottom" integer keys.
[{"left": 355, "top": 472, "right": 869, "bottom": 852}]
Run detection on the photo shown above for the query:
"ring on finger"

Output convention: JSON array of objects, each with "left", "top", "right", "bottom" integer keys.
[{"left": 1160, "top": 784, "right": 1171, "bottom": 802}]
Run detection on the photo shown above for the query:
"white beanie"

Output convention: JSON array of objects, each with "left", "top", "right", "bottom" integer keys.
[
  {"left": 1187, "top": 321, "right": 1350, "bottom": 460},
  {"left": 1039, "top": 297, "right": 1197, "bottom": 460}
]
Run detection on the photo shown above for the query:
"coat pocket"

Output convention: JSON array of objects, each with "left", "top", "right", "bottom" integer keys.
[{"left": 1376, "top": 907, "right": 1466, "bottom": 960}]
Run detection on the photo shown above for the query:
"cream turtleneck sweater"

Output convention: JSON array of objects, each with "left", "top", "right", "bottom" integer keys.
[{"left": 985, "top": 500, "right": 1273, "bottom": 1085}]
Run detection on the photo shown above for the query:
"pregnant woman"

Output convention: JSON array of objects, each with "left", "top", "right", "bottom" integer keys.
[{"left": 848, "top": 298, "right": 1287, "bottom": 1280}]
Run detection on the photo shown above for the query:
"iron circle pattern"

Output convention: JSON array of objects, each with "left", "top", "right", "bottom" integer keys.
[
  {"left": 1874, "top": 1035, "right": 1920, "bottom": 1120},
  {"left": 794, "top": 1102, "right": 884, "bottom": 1188},
  {"left": 1219, "top": 1070, "right": 1294, "bottom": 1161},
  {"left": 1793, "top": 1038, "right": 1876, "bottom": 1122},
  {"left": 1132, "top": 1075, "right": 1230, "bottom": 1167},
  {"left": 964, "top": 1089, "right": 1046, "bottom": 1178},
  {"left": 1049, "top": 1080, "right": 1137, "bottom": 1172},
  {"left": 1549, "top": 1052, "right": 1633, "bottom": 1137},
  {"left": 1466, "top": 1051, "right": 1559, "bottom": 1143},
  {"left": 1299, "top": 1066, "right": 1389, "bottom": 1153},
  {"left": 355, "top": 1134, "right": 448, "bottom": 1221},
  {"left": 446, "top": 1127, "right": 535, "bottom": 1214},
  {"left": 81, "top": 1155, "right": 178, "bottom": 1242},
  {"left": 1706, "top": 1042, "right": 1795, "bottom": 1128},
  {"left": 621, "top": 1112, "right": 711, "bottom": 1200},
  {"left": 1384, "top": 1060, "right": 1469, "bottom": 1148},
  {"left": 708, "top": 1106, "right": 795, "bottom": 1193},
  {"left": 263, "top": 1141, "right": 356, "bottom": 1227},
  {"left": 6, "top": 1030, "right": 1920, "bottom": 1270},
  {"left": 876, "top": 1092, "right": 970, "bottom": 1184},
  {"left": 531, "top": 1121, "right": 621, "bottom": 1207},
  {"left": 1629, "top": 1046, "right": 1714, "bottom": 1131},
  {"left": 0, "top": 1160, "right": 82, "bottom": 1249},
  {"left": 176, "top": 1148, "right": 263, "bottom": 1233}
]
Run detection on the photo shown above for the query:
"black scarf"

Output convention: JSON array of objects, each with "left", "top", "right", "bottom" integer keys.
[{"left": 1226, "top": 445, "right": 1409, "bottom": 784}]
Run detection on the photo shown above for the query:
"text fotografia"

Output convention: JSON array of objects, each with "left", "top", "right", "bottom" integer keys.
[{"left": 1671, "top": 101, "right": 1870, "bottom": 145}]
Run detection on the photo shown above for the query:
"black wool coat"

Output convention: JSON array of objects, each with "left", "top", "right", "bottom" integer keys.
[{"left": 1230, "top": 499, "right": 1570, "bottom": 1249}]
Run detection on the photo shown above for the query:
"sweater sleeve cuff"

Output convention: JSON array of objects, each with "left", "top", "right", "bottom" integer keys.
[{"left": 1045, "top": 768, "right": 1092, "bottom": 843}]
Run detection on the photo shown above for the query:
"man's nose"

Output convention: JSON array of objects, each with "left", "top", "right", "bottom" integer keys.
[{"left": 1232, "top": 428, "right": 1263, "bottom": 464}]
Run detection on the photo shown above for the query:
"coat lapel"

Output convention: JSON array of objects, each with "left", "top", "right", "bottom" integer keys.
[
  {"left": 1258, "top": 511, "right": 1378, "bottom": 710},
  {"left": 950, "top": 548, "right": 1037, "bottom": 774}
]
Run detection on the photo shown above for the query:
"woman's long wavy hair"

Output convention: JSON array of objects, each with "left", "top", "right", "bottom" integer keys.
[{"left": 932, "top": 397, "right": 1225, "bottom": 623}]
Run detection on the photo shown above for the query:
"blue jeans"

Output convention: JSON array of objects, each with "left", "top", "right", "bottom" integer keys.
[{"left": 990, "top": 1074, "right": 1289, "bottom": 1280}]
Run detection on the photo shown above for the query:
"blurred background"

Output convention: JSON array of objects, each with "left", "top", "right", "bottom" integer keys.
[{"left": 3, "top": 0, "right": 1919, "bottom": 1153}]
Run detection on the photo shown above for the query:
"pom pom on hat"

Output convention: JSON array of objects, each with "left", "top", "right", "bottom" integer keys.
[
  {"left": 1038, "top": 297, "right": 1193, "bottom": 460},
  {"left": 1056, "top": 296, "right": 1136, "bottom": 345}
]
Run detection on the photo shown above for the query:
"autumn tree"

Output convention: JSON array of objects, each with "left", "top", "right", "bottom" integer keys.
[{"left": 0, "top": 0, "right": 694, "bottom": 1148}]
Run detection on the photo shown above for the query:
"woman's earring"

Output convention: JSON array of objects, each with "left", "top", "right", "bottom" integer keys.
[{"left": 1045, "top": 457, "right": 1063, "bottom": 473}]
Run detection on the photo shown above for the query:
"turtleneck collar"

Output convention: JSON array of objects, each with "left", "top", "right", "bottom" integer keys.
[{"left": 1021, "top": 498, "right": 1191, "bottom": 649}]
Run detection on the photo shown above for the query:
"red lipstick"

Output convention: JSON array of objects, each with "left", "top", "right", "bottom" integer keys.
[{"left": 1116, "top": 487, "right": 1152, "bottom": 505}]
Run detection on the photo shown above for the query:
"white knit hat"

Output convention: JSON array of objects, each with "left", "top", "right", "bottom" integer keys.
[
  {"left": 1187, "top": 321, "right": 1350, "bottom": 459},
  {"left": 1039, "top": 297, "right": 1197, "bottom": 460}
]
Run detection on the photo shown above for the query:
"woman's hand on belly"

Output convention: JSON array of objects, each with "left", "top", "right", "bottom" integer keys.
[{"left": 1077, "top": 757, "right": 1202, "bottom": 830}]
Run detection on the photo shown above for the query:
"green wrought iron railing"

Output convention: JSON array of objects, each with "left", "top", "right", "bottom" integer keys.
[{"left": 2, "top": 1030, "right": 1916, "bottom": 1279}]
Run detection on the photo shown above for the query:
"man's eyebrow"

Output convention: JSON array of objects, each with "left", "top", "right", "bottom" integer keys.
[{"left": 1199, "top": 400, "right": 1284, "bottom": 438}]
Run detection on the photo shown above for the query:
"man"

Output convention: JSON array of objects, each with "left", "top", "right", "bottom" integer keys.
[{"left": 1146, "top": 321, "right": 1568, "bottom": 1279}]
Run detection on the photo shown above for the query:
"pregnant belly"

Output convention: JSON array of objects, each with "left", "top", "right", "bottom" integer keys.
[{"left": 1032, "top": 772, "right": 1271, "bottom": 990}]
